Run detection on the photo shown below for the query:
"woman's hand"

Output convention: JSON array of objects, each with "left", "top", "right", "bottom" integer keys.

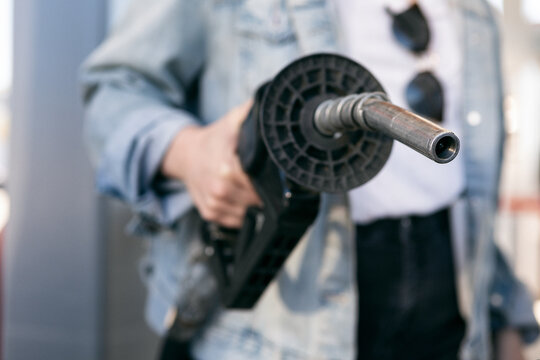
[{"left": 161, "top": 100, "right": 262, "bottom": 228}]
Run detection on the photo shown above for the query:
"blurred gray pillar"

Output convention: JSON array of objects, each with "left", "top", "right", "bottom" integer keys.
[{"left": 4, "top": 0, "right": 107, "bottom": 359}]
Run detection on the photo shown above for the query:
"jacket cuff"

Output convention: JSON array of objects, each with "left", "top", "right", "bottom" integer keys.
[{"left": 96, "top": 108, "right": 196, "bottom": 225}]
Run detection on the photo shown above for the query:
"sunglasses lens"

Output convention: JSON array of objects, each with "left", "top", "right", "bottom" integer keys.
[
  {"left": 388, "top": 4, "right": 445, "bottom": 122},
  {"left": 389, "top": 4, "right": 430, "bottom": 54},
  {"left": 406, "top": 71, "right": 444, "bottom": 122}
]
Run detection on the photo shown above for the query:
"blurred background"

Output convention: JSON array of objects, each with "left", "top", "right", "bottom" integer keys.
[{"left": 0, "top": 0, "right": 539, "bottom": 359}]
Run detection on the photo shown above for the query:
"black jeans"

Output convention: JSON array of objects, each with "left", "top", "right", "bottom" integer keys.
[{"left": 356, "top": 208, "right": 465, "bottom": 360}]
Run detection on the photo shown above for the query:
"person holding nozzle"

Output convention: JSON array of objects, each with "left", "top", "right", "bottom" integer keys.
[{"left": 81, "top": 0, "right": 539, "bottom": 359}]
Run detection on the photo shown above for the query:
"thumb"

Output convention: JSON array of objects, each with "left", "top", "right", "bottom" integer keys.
[{"left": 227, "top": 99, "right": 254, "bottom": 129}]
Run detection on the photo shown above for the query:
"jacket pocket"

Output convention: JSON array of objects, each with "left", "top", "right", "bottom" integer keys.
[
  {"left": 233, "top": 1, "right": 300, "bottom": 96},
  {"left": 235, "top": 0, "right": 296, "bottom": 45}
]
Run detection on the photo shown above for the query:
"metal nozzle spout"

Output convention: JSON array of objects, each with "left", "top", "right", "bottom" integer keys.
[
  {"left": 313, "top": 93, "right": 460, "bottom": 164},
  {"left": 360, "top": 99, "right": 460, "bottom": 163}
]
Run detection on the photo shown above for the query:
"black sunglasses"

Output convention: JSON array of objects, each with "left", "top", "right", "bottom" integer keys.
[{"left": 386, "top": 3, "right": 444, "bottom": 123}]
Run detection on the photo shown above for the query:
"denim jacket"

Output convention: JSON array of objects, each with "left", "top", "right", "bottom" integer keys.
[{"left": 81, "top": 0, "right": 539, "bottom": 358}]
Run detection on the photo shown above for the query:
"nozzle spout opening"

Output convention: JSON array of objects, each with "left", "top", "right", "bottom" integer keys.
[{"left": 433, "top": 134, "right": 459, "bottom": 163}]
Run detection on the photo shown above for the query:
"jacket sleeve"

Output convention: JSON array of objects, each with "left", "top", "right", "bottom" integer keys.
[{"left": 80, "top": 0, "right": 205, "bottom": 225}]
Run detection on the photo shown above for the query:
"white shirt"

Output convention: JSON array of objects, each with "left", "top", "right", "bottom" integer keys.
[{"left": 334, "top": 0, "right": 466, "bottom": 224}]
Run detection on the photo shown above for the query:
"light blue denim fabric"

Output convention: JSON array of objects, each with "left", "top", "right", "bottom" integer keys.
[{"left": 81, "top": 0, "right": 539, "bottom": 359}]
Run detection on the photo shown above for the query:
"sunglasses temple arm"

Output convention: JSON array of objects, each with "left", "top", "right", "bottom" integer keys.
[{"left": 314, "top": 93, "right": 460, "bottom": 164}]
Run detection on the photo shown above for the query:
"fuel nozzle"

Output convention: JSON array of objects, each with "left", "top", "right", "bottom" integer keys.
[{"left": 314, "top": 92, "right": 460, "bottom": 164}]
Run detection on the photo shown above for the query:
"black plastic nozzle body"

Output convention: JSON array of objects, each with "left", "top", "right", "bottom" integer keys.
[{"left": 202, "top": 84, "right": 320, "bottom": 309}]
